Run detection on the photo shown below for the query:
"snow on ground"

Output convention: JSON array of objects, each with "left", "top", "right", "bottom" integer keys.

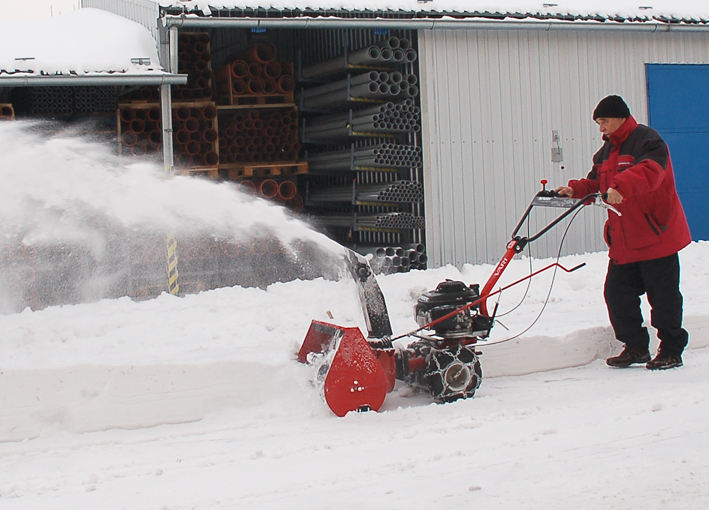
[{"left": 1, "top": 122, "right": 708, "bottom": 508}]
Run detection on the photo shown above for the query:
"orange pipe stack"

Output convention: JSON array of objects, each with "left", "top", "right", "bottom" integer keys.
[
  {"left": 0, "top": 104, "right": 15, "bottom": 120},
  {"left": 118, "top": 106, "right": 162, "bottom": 156},
  {"left": 172, "top": 104, "right": 219, "bottom": 168},
  {"left": 174, "top": 33, "right": 214, "bottom": 102},
  {"left": 215, "top": 44, "right": 295, "bottom": 105},
  {"left": 218, "top": 108, "right": 299, "bottom": 164},
  {"left": 237, "top": 178, "right": 303, "bottom": 210}
]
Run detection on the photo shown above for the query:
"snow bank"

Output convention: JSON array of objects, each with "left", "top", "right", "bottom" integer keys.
[{"left": 2, "top": 244, "right": 707, "bottom": 442}]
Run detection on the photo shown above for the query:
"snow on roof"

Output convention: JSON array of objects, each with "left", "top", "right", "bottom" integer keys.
[
  {"left": 0, "top": 8, "right": 165, "bottom": 79},
  {"left": 152, "top": 0, "right": 709, "bottom": 24}
]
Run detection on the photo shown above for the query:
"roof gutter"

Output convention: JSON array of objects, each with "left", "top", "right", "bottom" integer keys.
[
  {"left": 161, "top": 15, "right": 709, "bottom": 33},
  {"left": 0, "top": 73, "right": 189, "bottom": 87}
]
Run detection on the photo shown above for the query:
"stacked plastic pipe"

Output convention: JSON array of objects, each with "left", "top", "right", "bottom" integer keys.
[
  {"left": 300, "top": 37, "right": 417, "bottom": 79},
  {"left": 13, "top": 86, "right": 118, "bottom": 116},
  {"left": 118, "top": 103, "right": 220, "bottom": 164},
  {"left": 73, "top": 86, "right": 117, "bottom": 114},
  {"left": 307, "top": 143, "right": 422, "bottom": 172},
  {"left": 359, "top": 243, "right": 428, "bottom": 273},
  {"left": 309, "top": 180, "right": 423, "bottom": 204},
  {"left": 172, "top": 104, "right": 219, "bottom": 167},
  {"left": 11, "top": 87, "right": 73, "bottom": 115},
  {"left": 215, "top": 44, "right": 296, "bottom": 104},
  {"left": 237, "top": 179, "right": 304, "bottom": 212},
  {"left": 304, "top": 100, "right": 420, "bottom": 140},
  {"left": 218, "top": 108, "right": 299, "bottom": 164},
  {"left": 0, "top": 104, "right": 14, "bottom": 120},
  {"left": 118, "top": 105, "right": 163, "bottom": 157},
  {"left": 173, "top": 32, "right": 214, "bottom": 102}
]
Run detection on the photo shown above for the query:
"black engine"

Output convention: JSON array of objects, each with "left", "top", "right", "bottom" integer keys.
[{"left": 414, "top": 280, "right": 493, "bottom": 339}]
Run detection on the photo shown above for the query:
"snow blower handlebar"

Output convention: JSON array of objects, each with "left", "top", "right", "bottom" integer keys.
[
  {"left": 394, "top": 186, "right": 610, "bottom": 340},
  {"left": 478, "top": 189, "right": 601, "bottom": 316}
]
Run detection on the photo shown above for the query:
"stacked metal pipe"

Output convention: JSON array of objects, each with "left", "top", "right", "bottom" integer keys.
[
  {"left": 307, "top": 143, "right": 422, "bottom": 172},
  {"left": 218, "top": 108, "right": 299, "bottom": 164},
  {"left": 173, "top": 32, "right": 214, "bottom": 101},
  {"left": 172, "top": 104, "right": 219, "bottom": 167},
  {"left": 119, "top": 105, "right": 163, "bottom": 157},
  {"left": 309, "top": 180, "right": 423, "bottom": 204},
  {"left": 299, "top": 70, "right": 418, "bottom": 110},
  {"left": 304, "top": 100, "right": 420, "bottom": 139},
  {"left": 301, "top": 37, "right": 418, "bottom": 79},
  {"left": 215, "top": 44, "right": 296, "bottom": 104},
  {"left": 318, "top": 212, "right": 425, "bottom": 230},
  {"left": 359, "top": 243, "right": 428, "bottom": 273}
]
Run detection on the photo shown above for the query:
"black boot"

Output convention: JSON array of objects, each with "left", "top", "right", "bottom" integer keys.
[
  {"left": 606, "top": 346, "right": 651, "bottom": 368},
  {"left": 646, "top": 348, "right": 683, "bottom": 370}
]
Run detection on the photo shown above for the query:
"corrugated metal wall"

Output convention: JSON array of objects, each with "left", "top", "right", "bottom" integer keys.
[
  {"left": 419, "top": 28, "right": 709, "bottom": 267},
  {"left": 81, "top": 0, "right": 160, "bottom": 44}
]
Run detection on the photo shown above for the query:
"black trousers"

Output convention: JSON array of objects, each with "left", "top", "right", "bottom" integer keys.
[{"left": 604, "top": 253, "right": 689, "bottom": 355}]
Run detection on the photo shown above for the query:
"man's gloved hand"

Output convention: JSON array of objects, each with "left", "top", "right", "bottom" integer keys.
[
  {"left": 555, "top": 186, "right": 573, "bottom": 198},
  {"left": 605, "top": 188, "right": 624, "bottom": 204}
]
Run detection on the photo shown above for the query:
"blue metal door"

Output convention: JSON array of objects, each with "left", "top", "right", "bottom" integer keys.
[{"left": 646, "top": 63, "right": 709, "bottom": 241}]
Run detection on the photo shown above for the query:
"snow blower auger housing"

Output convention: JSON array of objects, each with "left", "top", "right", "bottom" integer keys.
[{"left": 299, "top": 182, "right": 620, "bottom": 416}]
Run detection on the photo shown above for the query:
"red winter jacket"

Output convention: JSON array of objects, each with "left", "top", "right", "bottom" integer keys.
[{"left": 568, "top": 116, "right": 691, "bottom": 264}]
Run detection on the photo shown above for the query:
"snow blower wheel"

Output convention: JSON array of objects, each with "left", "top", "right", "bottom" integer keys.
[{"left": 424, "top": 344, "right": 482, "bottom": 403}]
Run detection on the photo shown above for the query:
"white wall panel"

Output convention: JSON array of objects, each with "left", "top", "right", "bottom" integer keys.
[{"left": 420, "top": 28, "right": 709, "bottom": 268}]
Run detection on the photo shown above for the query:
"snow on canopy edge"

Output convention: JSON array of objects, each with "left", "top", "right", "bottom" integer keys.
[
  {"left": 150, "top": 0, "right": 709, "bottom": 24},
  {"left": 0, "top": 8, "right": 165, "bottom": 78}
]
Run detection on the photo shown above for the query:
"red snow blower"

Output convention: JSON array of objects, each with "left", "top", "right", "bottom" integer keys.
[{"left": 299, "top": 182, "right": 620, "bottom": 416}]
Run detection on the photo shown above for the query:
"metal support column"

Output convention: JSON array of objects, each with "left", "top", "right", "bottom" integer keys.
[{"left": 160, "top": 25, "right": 180, "bottom": 296}]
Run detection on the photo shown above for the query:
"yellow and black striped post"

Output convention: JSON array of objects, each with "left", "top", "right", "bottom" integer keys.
[
  {"left": 160, "top": 76, "right": 180, "bottom": 296},
  {"left": 165, "top": 231, "right": 180, "bottom": 296}
]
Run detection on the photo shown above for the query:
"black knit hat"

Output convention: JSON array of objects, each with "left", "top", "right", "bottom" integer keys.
[{"left": 593, "top": 95, "right": 631, "bottom": 120}]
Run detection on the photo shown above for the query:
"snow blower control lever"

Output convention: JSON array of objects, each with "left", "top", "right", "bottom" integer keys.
[{"left": 298, "top": 181, "right": 612, "bottom": 416}]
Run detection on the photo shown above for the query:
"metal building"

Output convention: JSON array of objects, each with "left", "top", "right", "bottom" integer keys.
[{"left": 55, "top": 3, "right": 709, "bottom": 267}]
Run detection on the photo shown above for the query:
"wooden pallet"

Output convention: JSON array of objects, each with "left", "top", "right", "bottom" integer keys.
[
  {"left": 222, "top": 161, "right": 307, "bottom": 180},
  {"left": 219, "top": 92, "right": 295, "bottom": 106},
  {"left": 173, "top": 166, "right": 219, "bottom": 179}
]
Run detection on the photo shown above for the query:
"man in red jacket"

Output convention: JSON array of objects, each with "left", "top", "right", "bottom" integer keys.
[{"left": 556, "top": 95, "right": 691, "bottom": 370}]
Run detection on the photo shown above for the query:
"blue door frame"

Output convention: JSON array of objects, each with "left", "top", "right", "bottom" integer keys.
[{"left": 646, "top": 63, "right": 709, "bottom": 241}]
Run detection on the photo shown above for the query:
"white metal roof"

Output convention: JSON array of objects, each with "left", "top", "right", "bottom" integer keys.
[
  {"left": 0, "top": 8, "right": 185, "bottom": 86},
  {"left": 151, "top": 0, "right": 709, "bottom": 24}
]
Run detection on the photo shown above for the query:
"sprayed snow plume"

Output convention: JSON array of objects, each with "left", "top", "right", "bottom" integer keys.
[{"left": 0, "top": 121, "right": 344, "bottom": 313}]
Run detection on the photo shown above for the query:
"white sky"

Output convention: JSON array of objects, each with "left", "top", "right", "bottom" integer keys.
[{"left": 0, "top": 0, "right": 80, "bottom": 21}]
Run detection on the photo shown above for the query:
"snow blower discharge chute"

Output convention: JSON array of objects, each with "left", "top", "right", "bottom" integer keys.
[{"left": 299, "top": 183, "right": 621, "bottom": 416}]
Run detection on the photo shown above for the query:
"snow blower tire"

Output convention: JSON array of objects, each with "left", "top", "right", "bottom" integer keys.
[{"left": 424, "top": 344, "right": 482, "bottom": 403}]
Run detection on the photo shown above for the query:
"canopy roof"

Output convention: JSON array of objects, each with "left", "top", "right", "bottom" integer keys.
[
  {"left": 151, "top": 0, "right": 709, "bottom": 24},
  {"left": 0, "top": 8, "right": 186, "bottom": 86}
]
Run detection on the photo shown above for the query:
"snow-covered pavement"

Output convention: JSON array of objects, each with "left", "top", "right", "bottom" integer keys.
[{"left": 1, "top": 121, "right": 708, "bottom": 508}]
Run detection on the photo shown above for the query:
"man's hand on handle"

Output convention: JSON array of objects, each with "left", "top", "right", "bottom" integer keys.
[
  {"left": 555, "top": 186, "right": 574, "bottom": 198},
  {"left": 555, "top": 186, "right": 624, "bottom": 204},
  {"left": 604, "top": 188, "right": 624, "bottom": 204}
]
